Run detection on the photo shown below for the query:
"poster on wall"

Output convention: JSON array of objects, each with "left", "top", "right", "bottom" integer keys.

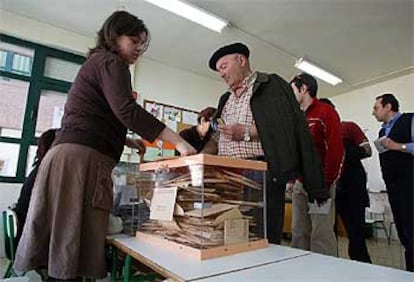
[
  {"left": 145, "top": 102, "right": 164, "bottom": 120},
  {"left": 182, "top": 111, "right": 198, "bottom": 125},
  {"left": 164, "top": 106, "right": 182, "bottom": 122},
  {"left": 142, "top": 99, "right": 198, "bottom": 161},
  {"left": 164, "top": 119, "right": 178, "bottom": 132}
]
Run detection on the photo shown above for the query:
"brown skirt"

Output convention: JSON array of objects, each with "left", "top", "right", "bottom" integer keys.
[{"left": 14, "top": 143, "right": 115, "bottom": 279}]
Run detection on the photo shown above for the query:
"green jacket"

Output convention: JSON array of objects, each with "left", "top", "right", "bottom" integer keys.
[{"left": 215, "top": 72, "right": 327, "bottom": 201}]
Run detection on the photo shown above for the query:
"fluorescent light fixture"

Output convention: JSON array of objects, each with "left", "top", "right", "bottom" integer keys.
[
  {"left": 144, "top": 0, "right": 229, "bottom": 33},
  {"left": 295, "top": 57, "right": 343, "bottom": 86}
]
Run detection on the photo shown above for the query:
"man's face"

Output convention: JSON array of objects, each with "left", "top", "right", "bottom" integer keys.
[
  {"left": 215, "top": 54, "right": 244, "bottom": 90},
  {"left": 372, "top": 98, "right": 389, "bottom": 122},
  {"left": 290, "top": 82, "right": 306, "bottom": 104}
]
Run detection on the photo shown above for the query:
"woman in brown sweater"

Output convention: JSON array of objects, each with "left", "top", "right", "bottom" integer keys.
[{"left": 14, "top": 11, "right": 195, "bottom": 280}]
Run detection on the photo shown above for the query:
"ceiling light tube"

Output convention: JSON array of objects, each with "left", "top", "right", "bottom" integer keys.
[
  {"left": 295, "top": 57, "right": 343, "bottom": 86},
  {"left": 144, "top": 0, "right": 229, "bottom": 33}
]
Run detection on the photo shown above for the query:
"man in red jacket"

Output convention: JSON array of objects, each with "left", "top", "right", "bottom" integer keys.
[{"left": 289, "top": 73, "right": 344, "bottom": 256}]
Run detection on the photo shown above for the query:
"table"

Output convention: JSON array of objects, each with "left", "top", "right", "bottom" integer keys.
[
  {"left": 111, "top": 237, "right": 413, "bottom": 282},
  {"left": 111, "top": 237, "right": 309, "bottom": 281},
  {"left": 196, "top": 252, "right": 414, "bottom": 282}
]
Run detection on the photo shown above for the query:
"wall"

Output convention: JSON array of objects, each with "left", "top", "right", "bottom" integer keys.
[{"left": 134, "top": 59, "right": 223, "bottom": 111}]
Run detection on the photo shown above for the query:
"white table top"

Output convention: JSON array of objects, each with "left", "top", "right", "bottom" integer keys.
[
  {"left": 196, "top": 252, "right": 414, "bottom": 282},
  {"left": 114, "top": 237, "right": 309, "bottom": 281}
]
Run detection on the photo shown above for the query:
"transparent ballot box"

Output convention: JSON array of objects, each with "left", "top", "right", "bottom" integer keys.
[
  {"left": 112, "top": 162, "right": 153, "bottom": 235},
  {"left": 137, "top": 154, "right": 268, "bottom": 260}
]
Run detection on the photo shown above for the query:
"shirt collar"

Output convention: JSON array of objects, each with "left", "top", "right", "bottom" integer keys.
[
  {"left": 381, "top": 112, "right": 401, "bottom": 129},
  {"left": 229, "top": 71, "right": 257, "bottom": 95}
]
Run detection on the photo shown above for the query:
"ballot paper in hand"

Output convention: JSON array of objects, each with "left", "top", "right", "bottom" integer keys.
[
  {"left": 374, "top": 136, "right": 389, "bottom": 154},
  {"left": 308, "top": 198, "right": 332, "bottom": 215}
]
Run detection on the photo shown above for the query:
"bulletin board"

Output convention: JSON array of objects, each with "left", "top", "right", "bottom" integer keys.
[{"left": 142, "top": 99, "right": 199, "bottom": 161}]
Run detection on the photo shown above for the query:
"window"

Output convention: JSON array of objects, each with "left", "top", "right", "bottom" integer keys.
[
  {"left": 0, "top": 76, "right": 29, "bottom": 138},
  {"left": 35, "top": 90, "right": 68, "bottom": 136},
  {"left": 0, "top": 34, "right": 85, "bottom": 183},
  {"left": 0, "top": 41, "right": 34, "bottom": 76}
]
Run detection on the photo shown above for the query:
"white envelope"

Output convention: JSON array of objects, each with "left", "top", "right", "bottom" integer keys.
[
  {"left": 308, "top": 198, "right": 332, "bottom": 215},
  {"left": 373, "top": 136, "right": 389, "bottom": 154}
]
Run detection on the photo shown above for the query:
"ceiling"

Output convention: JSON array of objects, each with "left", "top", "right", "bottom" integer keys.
[{"left": 2, "top": 0, "right": 413, "bottom": 97}]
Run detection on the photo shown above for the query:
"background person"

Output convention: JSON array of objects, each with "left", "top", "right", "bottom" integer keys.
[
  {"left": 179, "top": 107, "right": 216, "bottom": 153},
  {"left": 290, "top": 74, "right": 344, "bottom": 256},
  {"left": 372, "top": 93, "right": 413, "bottom": 271},
  {"left": 320, "top": 98, "right": 372, "bottom": 263}
]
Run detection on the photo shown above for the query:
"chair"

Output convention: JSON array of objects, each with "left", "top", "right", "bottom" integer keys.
[
  {"left": 365, "top": 192, "right": 390, "bottom": 244},
  {"left": 388, "top": 210, "right": 396, "bottom": 245},
  {"left": 2, "top": 209, "right": 20, "bottom": 278}
]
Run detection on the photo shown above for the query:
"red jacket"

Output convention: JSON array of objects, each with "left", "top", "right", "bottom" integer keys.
[{"left": 305, "top": 98, "right": 344, "bottom": 188}]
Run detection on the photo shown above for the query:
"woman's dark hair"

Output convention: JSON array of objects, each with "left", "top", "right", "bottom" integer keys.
[
  {"left": 88, "top": 11, "right": 149, "bottom": 56},
  {"left": 33, "top": 128, "right": 57, "bottom": 166},
  {"left": 197, "top": 107, "right": 217, "bottom": 124}
]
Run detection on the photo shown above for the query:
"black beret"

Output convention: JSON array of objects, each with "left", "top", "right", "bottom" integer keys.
[{"left": 208, "top": 42, "right": 250, "bottom": 71}]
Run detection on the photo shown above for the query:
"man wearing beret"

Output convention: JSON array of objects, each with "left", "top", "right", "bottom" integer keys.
[{"left": 203, "top": 42, "right": 327, "bottom": 244}]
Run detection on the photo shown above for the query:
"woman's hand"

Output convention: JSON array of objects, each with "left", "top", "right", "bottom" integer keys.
[
  {"left": 176, "top": 141, "right": 196, "bottom": 156},
  {"left": 125, "top": 138, "right": 146, "bottom": 157}
]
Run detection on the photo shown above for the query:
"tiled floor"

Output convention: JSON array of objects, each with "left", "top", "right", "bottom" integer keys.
[
  {"left": 281, "top": 236, "right": 405, "bottom": 270},
  {"left": 0, "top": 237, "right": 406, "bottom": 281},
  {"left": 339, "top": 237, "right": 405, "bottom": 270}
]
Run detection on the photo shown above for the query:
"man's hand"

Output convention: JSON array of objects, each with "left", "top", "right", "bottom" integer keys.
[
  {"left": 218, "top": 123, "right": 245, "bottom": 141},
  {"left": 381, "top": 137, "right": 403, "bottom": 151},
  {"left": 315, "top": 196, "right": 329, "bottom": 206},
  {"left": 285, "top": 181, "right": 294, "bottom": 195}
]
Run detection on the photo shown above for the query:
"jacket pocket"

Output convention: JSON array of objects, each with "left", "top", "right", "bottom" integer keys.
[{"left": 91, "top": 161, "right": 113, "bottom": 211}]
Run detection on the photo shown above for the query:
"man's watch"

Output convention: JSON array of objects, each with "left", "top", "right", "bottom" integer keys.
[
  {"left": 243, "top": 126, "right": 251, "bottom": 142},
  {"left": 401, "top": 144, "right": 407, "bottom": 151}
]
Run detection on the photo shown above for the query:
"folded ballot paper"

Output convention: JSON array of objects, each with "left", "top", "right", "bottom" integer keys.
[
  {"left": 308, "top": 198, "right": 332, "bottom": 215},
  {"left": 373, "top": 136, "right": 389, "bottom": 154}
]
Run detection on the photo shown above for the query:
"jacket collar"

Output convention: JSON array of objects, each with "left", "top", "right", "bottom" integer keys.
[{"left": 252, "top": 72, "right": 270, "bottom": 94}]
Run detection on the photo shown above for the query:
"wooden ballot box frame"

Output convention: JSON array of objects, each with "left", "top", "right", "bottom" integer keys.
[{"left": 137, "top": 154, "right": 268, "bottom": 260}]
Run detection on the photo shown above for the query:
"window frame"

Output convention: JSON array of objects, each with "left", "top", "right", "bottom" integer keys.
[{"left": 0, "top": 34, "right": 85, "bottom": 183}]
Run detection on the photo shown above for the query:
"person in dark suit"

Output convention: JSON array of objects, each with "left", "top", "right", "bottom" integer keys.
[{"left": 372, "top": 93, "right": 413, "bottom": 271}]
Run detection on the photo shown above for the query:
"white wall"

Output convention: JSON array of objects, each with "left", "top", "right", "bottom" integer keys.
[{"left": 134, "top": 59, "right": 224, "bottom": 111}]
